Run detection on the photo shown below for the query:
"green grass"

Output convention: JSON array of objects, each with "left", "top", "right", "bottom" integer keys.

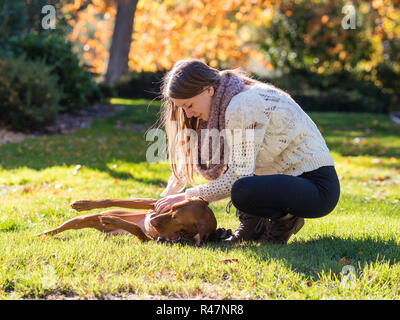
[{"left": 1, "top": 100, "right": 400, "bottom": 299}]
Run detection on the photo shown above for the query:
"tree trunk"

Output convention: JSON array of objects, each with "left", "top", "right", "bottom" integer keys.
[{"left": 105, "top": 0, "right": 138, "bottom": 84}]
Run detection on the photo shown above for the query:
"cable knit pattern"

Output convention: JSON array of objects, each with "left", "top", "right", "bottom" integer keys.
[{"left": 161, "top": 83, "right": 335, "bottom": 202}]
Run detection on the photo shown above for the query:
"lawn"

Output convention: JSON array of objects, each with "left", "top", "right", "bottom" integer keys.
[{"left": 0, "top": 99, "right": 399, "bottom": 299}]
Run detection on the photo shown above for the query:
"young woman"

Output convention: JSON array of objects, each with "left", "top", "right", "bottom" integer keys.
[{"left": 154, "top": 59, "right": 340, "bottom": 244}]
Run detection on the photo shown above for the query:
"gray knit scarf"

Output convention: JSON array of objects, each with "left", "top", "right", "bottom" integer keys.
[{"left": 195, "top": 71, "right": 244, "bottom": 180}]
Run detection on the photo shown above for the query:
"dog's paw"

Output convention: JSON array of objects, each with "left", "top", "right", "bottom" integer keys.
[{"left": 70, "top": 200, "right": 94, "bottom": 211}]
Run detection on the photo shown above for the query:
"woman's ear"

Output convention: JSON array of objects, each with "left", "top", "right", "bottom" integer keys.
[{"left": 207, "top": 86, "right": 214, "bottom": 97}]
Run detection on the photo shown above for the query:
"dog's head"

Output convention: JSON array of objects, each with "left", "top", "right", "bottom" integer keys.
[{"left": 146, "top": 197, "right": 217, "bottom": 245}]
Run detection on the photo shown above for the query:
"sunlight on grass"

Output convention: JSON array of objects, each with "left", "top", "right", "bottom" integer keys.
[
  {"left": 108, "top": 98, "right": 161, "bottom": 107},
  {"left": 1, "top": 101, "right": 400, "bottom": 299}
]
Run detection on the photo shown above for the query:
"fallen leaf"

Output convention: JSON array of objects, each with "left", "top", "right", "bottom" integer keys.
[
  {"left": 371, "top": 175, "right": 391, "bottom": 181},
  {"left": 23, "top": 186, "right": 33, "bottom": 194},
  {"left": 220, "top": 258, "right": 239, "bottom": 264},
  {"left": 338, "top": 257, "right": 351, "bottom": 265}
]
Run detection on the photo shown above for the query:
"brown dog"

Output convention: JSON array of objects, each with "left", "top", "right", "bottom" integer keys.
[{"left": 38, "top": 197, "right": 217, "bottom": 246}]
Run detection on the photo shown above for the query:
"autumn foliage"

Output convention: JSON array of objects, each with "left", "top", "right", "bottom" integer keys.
[
  {"left": 64, "top": 0, "right": 399, "bottom": 76},
  {"left": 64, "top": 0, "right": 278, "bottom": 74}
]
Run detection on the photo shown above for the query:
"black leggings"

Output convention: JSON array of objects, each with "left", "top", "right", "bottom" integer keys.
[{"left": 230, "top": 165, "right": 340, "bottom": 219}]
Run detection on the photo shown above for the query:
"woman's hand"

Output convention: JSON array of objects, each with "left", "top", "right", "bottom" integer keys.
[{"left": 154, "top": 193, "right": 186, "bottom": 214}]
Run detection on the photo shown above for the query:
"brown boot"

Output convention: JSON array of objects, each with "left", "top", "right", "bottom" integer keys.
[
  {"left": 259, "top": 214, "right": 304, "bottom": 244},
  {"left": 224, "top": 209, "right": 270, "bottom": 242}
]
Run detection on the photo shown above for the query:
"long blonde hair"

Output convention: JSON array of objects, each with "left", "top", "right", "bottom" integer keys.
[{"left": 159, "top": 59, "right": 266, "bottom": 183}]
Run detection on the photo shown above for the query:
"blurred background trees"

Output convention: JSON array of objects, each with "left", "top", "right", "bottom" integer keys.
[{"left": 1, "top": 0, "right": 399, "bottom": 131}]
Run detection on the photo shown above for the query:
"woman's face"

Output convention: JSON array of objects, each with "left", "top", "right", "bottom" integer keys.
[{"left": 171, "top": 86, "right": 214, "bottom": 121}]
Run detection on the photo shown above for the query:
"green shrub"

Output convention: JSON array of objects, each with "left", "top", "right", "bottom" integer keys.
[
  {"left": 112, "top": 68, "right": 390, "bottom": 113},
  {"left": 258, "top": 69, "right": 391, "bottom": 113},
  {"left": 375, "top": 63, "right": 400, "bottom": 112},
  {"left": 112, "top": 70, "right": 166, "bottom": 100},
  {"left": 0, "top": 0, "right": 69, "bottom": 55},
  {"left": 94, "top": 82, "right": 118, "bottom": 101},
  {"left": 7, "top": 33, "right": 100, "bottom": 113},
  {"left": 0, "top": 54, "right": 62, "bottom": 132}
]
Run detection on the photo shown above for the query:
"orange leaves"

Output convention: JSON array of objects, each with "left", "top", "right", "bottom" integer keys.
[
  {"left": 370, "top": 175, "right": 391, "bottom": 182},
  {"left": 372, "top": 0, "right": 384, "bottom": 9},
  {"left": 22, "top": 185, "right": 34, "bottom": 194},
  {"left": 209, "top": 60, "right": 218, "bottom": 68},
  {"left": 63, "top": 0, "right": 115, "bottom": 74},
  {"left": 339, "top": 51, "right": 348, "bottom": 61},
  {"left": 62, "top": 0, "right": 400, "bottom": 76},
  {"left": 360, "top": 173, "right": 396, "bottom": 185},
  {"left": 66, "top": 0, "right": 275, "bottom": 73},
  {"left": 86, "top": 39, "right": 98, "bottom": 48}
]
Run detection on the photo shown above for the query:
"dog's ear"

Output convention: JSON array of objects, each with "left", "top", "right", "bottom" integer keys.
[
  {"left": 191, "top": 196, "right": 209, "bottom": 205},
  {"left": 171, "top": 197, "right": 208, "bottom": 214},
  {"left": 170, "top": 199, "right": 191, "bottom": 211}
]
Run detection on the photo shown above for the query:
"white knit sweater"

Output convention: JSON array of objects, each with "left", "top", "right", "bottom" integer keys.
[{"left": 161, "top": 82, "right": 335, "bottom": 203}]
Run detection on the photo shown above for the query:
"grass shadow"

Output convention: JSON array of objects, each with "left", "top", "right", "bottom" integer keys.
[
  {"left": 0, "top": 102, "right": 166, "bottom": 184},
  {"left": 1, "top": 104, "right": 399, "bottom": 183},
  {"left": 203, "top": 235, "right": 399, "bottom": 278}
]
